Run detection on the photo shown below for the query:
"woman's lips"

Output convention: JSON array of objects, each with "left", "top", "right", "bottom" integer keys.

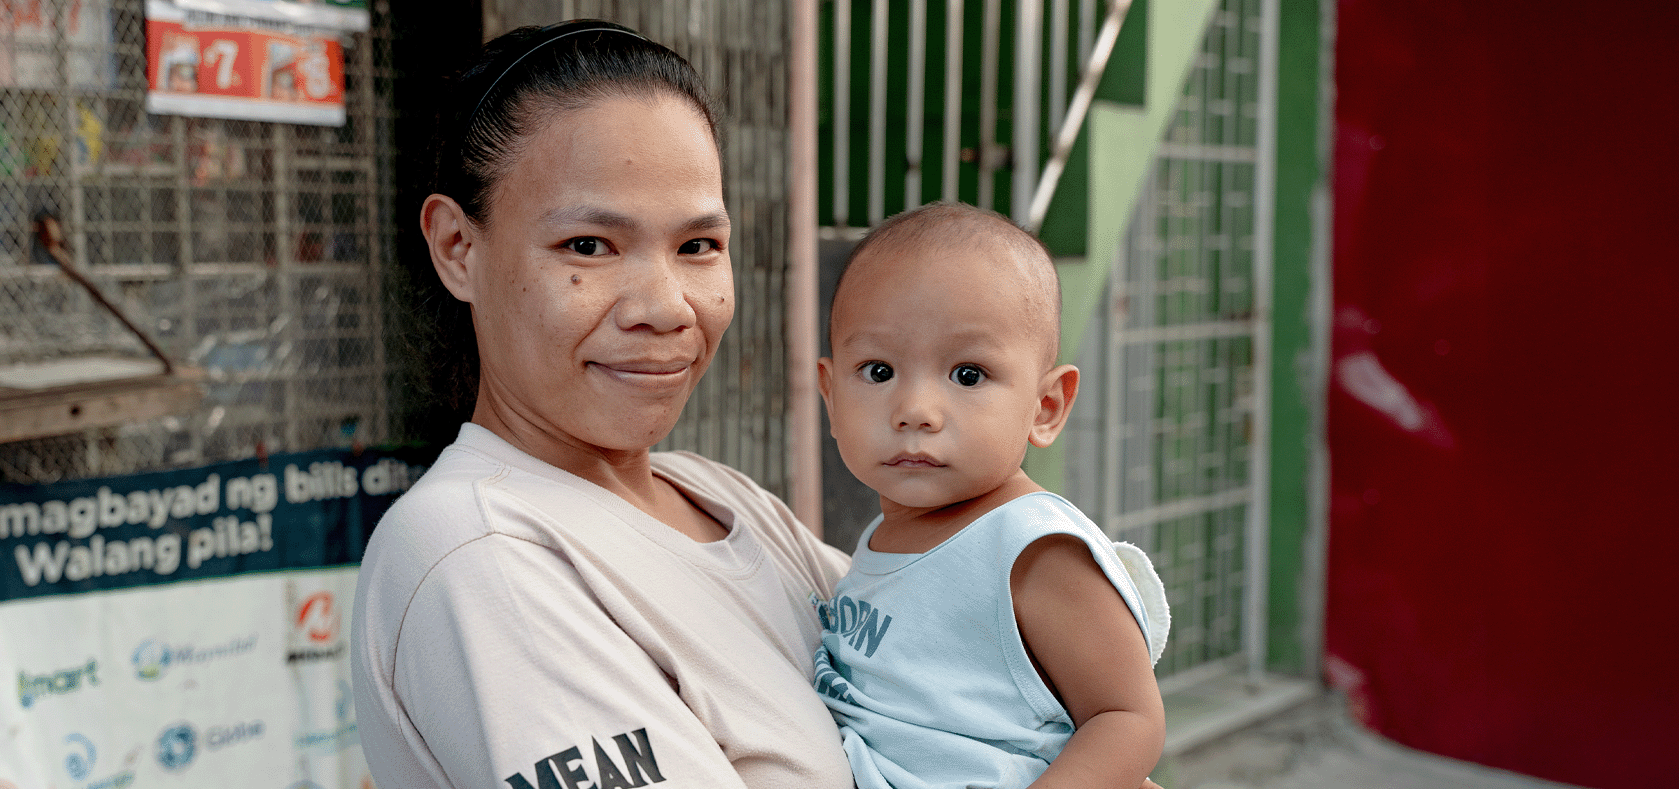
[{"left": 590, "top": 360, "right": 693, "bottom": 386}]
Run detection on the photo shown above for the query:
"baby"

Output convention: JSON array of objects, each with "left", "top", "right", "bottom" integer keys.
[{"left": 814, "top": 202, "right": 1167, "bottom": 789}]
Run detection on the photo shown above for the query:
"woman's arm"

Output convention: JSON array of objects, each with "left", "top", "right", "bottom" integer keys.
[{"left": 1011, "top": 533, "right": 1167, "bottom": 789}]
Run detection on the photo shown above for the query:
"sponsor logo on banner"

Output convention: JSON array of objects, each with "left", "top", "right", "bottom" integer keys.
[
  {"left": 64, "top": 732, "right": 95, "bottom": 780},
  {"left": 155, "top": 718, "right": 263, "bottom": 770},
  {"left": 17, "top": 659, "right": 99, "bottom": 708},
  {"left": 205, "top": 719, "right": 265, "bottom": 750},
  {"left": 296, "top": 679, "right": 357, "bottom": 752},
  {"left": 131, "top": 633, "right": 258, "bottom": 680},
  {"left": 157, "top": 722, "right": 196, "bottom": 771},
  {"left": 62, "top": 734, "right": 138, "bottom": 789},
  {"left": 287, "top": 590, "right": 343, "bottom": 663}
]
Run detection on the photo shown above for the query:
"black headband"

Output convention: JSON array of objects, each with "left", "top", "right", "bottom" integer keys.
[{"left": 466, "top": 21, "right": 649, "bottom": 130}]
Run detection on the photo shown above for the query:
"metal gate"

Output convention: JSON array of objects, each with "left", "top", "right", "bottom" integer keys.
[{"left": 1063, "top": 0, "right": 1275, "bottom": 685}]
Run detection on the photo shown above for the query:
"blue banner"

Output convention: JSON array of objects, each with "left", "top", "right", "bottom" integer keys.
[{"left": 0, "top": 447, "right": 429, "bottom": 601}]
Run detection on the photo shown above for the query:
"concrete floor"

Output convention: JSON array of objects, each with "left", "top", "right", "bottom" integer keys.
[{"left": 1155, "top": 693, "right": 1589, "bottom": 789}]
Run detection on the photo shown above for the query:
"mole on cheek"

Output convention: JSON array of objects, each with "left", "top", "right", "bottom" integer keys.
[{"left": 571, "top": 275, "right": 581, "bottom": 285}]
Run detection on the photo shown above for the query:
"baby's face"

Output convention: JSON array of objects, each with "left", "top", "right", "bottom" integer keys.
[{"left": 821, "top": 240, "right": 1055, "bottom": 511}]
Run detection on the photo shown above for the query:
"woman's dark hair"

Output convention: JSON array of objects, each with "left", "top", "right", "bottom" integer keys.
[
  {"left": 404, "top": 21, "right": 720, "bottom": 427},
  {"left": 433, "top": 21, "right": 719, "bottom": 223}
]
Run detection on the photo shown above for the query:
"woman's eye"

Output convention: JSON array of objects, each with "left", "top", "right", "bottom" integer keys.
[
  {"left": 678, "top": 238, "right": 720, "bottom": 255},
  {"left": 950, "top": 364, "right": 985, "bottom": 387},
  {"left": 862, "top": 362, "right": 894, "bottom": 383},
  {"left": 562, "top": 237, "right": 610, "bottom": 256}
]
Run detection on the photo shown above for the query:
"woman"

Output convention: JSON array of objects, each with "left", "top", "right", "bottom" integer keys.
[{"left": 350, "top": 22, "right": 854, "bottom": 788}]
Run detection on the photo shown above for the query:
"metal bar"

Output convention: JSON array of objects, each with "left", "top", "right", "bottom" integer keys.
[
  {"left": 1050, "top": 0, "right": 1069, "bottom": 138},
  {"left": 1025, "top": 0, "right": 1132, "bottom": 232},
  {"left": 1101, "top": 224, "right": 1130, "bottom": 531},
  {"left": 978, "top": 0, "right": 1001, "bottom": 210},
  {"left": 1245, "top": 0, "right": 1280, "bottom": 685},
  {"left": 1079, "top": 0, "right": 1095, "bottom": 65},
  {"left": 869, "top": 0, "right": 889, "bottom": 225},
  {"left": 1112, "top": 319, "right": 1256, "bottom": 345},
  {"left": 906, "top": 0, "right": 928, "bottom": 211},
  {"left": 942, "top": 0, "right": 965, "bottom": 203},
  {"left": 1011, "top": 0, "right": 1042, "bottom": 222},
  {"left": 1108, "top": 487, "right": 1251, "bottom": 533},
  {"left": 1155, "top": 653, "right": 1245, "bottom": 696},
  {"left": 1156, "top": 141, "right": 1257, "bottom": 163},
  {"left": 790, "top": 0, "right": 823, "bottom": 534},
  {"left": 834, "top": 0, "right": 851, "bottom": 227}
]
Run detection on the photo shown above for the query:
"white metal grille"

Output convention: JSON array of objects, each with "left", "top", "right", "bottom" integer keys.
[
  {"left": 0, "top": 0, "right": 395, "bottom": 483},
  {"left": 1064, "top": 0, "right": 1271, "bottom": 680}
]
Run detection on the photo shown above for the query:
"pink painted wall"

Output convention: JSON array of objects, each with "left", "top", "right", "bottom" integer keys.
[{"left": 1326, "top": 2, "right": 1679, "bottom": 787}]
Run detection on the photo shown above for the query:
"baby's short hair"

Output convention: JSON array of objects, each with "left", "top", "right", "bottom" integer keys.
[{"left": 832, "top": 202, "right": 1063, "bottom": 363}]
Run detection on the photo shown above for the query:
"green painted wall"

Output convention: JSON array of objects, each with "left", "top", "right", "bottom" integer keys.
[{"left": 1264, "top": 0, "right": 1327, "bottom": 676}]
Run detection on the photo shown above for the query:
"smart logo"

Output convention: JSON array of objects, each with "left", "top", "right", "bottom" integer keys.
[
  {"left": 64, "top": 732, "right": 95, "bottom": 780},
  {"left": 17, "top": 658, "right": 98, "bottom": 708},
  {"left": 156, "top": 723, "right": 195, "bottom": 771}
]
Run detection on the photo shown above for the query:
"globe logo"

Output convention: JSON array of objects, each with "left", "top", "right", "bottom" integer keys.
[
  {"left": 157, "top": 723, "right": 196, "bottom": 771},
  {"left": 132, "top": 639, "right": 173, "bottom": 681}
]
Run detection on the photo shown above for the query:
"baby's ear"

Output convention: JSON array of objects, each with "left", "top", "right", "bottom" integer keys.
[
  {"left": 1029, "top": 364, "right": 1080, "bottom": 448},
  {"left": 817, "top": 357, "right": 838, "bottom": 432}
]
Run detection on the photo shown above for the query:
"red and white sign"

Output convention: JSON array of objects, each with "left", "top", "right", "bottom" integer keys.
[{"left": 144, "top": 0, "right": 345, "bottom": 126}]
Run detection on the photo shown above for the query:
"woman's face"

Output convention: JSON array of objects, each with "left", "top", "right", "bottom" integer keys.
[{"left": 460, "top": 93, "right": 732, "bottom": 456}]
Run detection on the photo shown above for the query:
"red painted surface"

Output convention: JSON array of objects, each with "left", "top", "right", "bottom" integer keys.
[{"left": 1327, "top": 3, "right": 1679, "bottom": 787}]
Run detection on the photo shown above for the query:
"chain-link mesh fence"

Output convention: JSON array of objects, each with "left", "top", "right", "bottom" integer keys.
[{"left": 0, "top": 0, "right": 396, "bottom": 484}]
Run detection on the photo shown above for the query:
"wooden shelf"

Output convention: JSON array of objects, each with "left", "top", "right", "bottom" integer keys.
[{"left": 0, "top": 357, "right": 204, "bottom": 443}]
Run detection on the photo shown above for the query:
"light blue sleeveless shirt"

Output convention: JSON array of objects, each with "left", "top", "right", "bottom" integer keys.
[{"left": 812, "top": 492, "right": 1151, "bottom": 789}]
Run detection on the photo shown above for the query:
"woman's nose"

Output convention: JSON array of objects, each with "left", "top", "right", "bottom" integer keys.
[{"left": 616, "top": 255, "right": 696, "bottom": 333}]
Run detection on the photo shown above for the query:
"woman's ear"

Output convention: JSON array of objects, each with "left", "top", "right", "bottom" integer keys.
[
  {"left": 421, "top": 193, "right": 476, "bottom": 302},
  {"left": 1029, "top": 364, "right": 1080, "bottom": 448}
]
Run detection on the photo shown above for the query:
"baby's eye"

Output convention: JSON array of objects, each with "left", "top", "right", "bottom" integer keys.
[
  {"left": 861, "top": 362, "right": 894, "bottom": 383},
  {"left": 950, "top": 364, "right": 986, "bottom": 387},
  {"left": 562, "top": 237, "right": 611, "bottom": 256},
  {"left": 678, "top": 238, "right": 722, "bottom": 255}
]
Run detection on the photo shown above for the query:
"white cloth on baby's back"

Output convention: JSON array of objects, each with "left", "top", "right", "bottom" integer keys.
[{"left": 813, "top": 491, "right": 1168, "bottom": 789}]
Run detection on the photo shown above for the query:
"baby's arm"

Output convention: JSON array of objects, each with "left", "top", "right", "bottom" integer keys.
[{"left": 1012, "top": 534, "right": 1166, "bottom": 789}]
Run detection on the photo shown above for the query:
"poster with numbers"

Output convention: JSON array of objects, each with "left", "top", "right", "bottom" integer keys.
[
  {"left": 144, "top": 0, "right": 347, "bottom": 127},
  {"left": 0, "top": 446, "right": 429, "bottom": 788}
]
